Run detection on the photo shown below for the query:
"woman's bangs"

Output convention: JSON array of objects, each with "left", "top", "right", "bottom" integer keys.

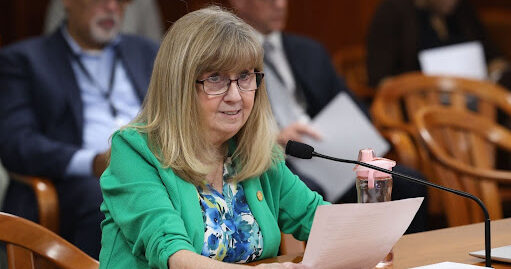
[{"left": 199, "top": 30, "right": 262, "bottom": 74}]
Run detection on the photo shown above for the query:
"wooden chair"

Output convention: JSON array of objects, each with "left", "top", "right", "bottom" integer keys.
[
  {"left": 8, "top": 173, "right": 59, "bottom": 233},
  {"left": 414, "top": 107, "right": 511, "bottom": 226},
  {"left": 332, "top": 45, "right": 375, "bottom": 102},
  {"left": 0, "top": 212, "right": 99, "bottom": 269},
  {"left": 371, "top": 72, "right": 511, "bottom": 219}
]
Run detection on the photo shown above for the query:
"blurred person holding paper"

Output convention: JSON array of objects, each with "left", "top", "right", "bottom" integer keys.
[
  {"left": 228, "top": 0, "right": 371, "bottom": 197},
  {"left": 367, "top": 0, "right": 510, "bottom": 88},
  {"left": 368, "top": 0, "right": 511, "bottom": 173},
  {"left": 99, "top": 6, "right": 325, "bottom": 268},
  {"left": 229, "top": 0, "right": 428, "bottom": 233}
]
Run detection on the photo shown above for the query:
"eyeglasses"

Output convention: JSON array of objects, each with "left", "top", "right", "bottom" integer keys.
[{"left": 196, "top": 72, "right": 264, "bottom": 96}]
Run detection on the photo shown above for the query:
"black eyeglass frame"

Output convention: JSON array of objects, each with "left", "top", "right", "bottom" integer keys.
[{"left": 195, "top": 72, "right": 265, "bottom": 96}]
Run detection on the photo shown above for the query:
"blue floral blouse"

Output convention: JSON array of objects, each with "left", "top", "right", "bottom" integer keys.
[{"left": 197, "top": 157, "right": 263, "bottom": 263}]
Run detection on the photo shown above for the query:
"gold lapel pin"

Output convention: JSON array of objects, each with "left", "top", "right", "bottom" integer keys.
[{"left": 256, "top": 191, "right": 263, "bottom": 201}]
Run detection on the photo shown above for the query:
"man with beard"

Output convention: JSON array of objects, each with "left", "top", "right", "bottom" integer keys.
[
  {"left": 0, "top": 0, "right": 158, "bottom": 258},
  {"left": 44, "top": 0, "right": 164, "bottom": 43}
]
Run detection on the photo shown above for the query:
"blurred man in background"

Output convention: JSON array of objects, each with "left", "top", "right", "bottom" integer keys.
[
  {"left": 229, "top": 0, "right": 428, "bottom": 233},
  {"left": 229, "top": 0, "right": 360, "bottom": 197},
  {"left": 44, "top": 0, "right": 164, "bottom": 43},
  {"left": 0, "top": 0, "right": 158, "bottom": 258}
]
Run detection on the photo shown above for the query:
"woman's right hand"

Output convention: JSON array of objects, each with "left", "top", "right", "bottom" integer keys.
[
  {"left": 277, "top": 122, "right": 322, "bottom": 147},
  {"left": 254, "top": 262, "right": 310, "bottom": 269}
]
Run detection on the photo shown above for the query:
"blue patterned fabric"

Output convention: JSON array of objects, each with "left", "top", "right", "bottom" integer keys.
[{"left": 197, "top": 157, "right": 263, "bottom": 263}]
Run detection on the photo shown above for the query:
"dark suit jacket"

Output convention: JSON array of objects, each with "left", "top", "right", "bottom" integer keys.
[
  {"left": 0, "top": 30, "right": 158, "bottom": 180},
  {"left": 366, "top": 0, "right": 500, "bottom": 87},
  {"left": 281, "top": 33, "right": 369, "bottom": 118},
  {"left": 275, "top": 33, "right": 373, "bottom": 199}
]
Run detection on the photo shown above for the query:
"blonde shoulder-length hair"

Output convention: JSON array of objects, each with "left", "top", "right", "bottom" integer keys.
[{"left": 128, "top": 6, "right": 281, "bottom": 185}]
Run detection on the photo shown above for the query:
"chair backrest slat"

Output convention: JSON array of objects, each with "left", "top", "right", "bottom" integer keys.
[{"left": 7, "top": 245, "right": 34, "bottom": 269}]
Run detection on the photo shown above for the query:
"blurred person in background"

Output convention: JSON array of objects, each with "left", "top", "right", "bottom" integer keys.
[
  {"left": 0, "top": 0, "right": 158, "bottom": 258},
  {"left": 229, "top": 0, "right": 362, "bottom": 197},
  {"left": 229, "top": 0, "right": 428, "bottom": 233},
  {"left": 367, "top": 0, "right": 510, "bottom": 88},
  {"left": 44, "top": 0, "right": 164, "bottom": 43}
]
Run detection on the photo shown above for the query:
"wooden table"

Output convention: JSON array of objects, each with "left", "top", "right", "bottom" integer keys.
[
  {"left": 393, "top": 218, "right": 511, "bottom": 268},
  {"left": 250, "top": 218, "right": 511, "bottom": 268}
]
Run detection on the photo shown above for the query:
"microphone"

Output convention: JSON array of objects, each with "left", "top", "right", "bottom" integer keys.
[{"left": 286, "top": 140, "right": 492, "bottom": 268}]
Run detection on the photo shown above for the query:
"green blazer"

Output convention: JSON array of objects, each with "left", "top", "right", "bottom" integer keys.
[{"left": 99, "top": 129, "right": 327, "bottom": 268}]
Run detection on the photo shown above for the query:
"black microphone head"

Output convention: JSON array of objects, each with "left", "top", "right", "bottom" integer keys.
[{"left": 285, "top": 140, "right": 314, "bottom": 159}]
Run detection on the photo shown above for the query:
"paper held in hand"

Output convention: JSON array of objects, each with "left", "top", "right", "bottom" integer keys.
[
  {"left": 302, "top": 197, "right": 424, "bottom": 269},
  {"left": 288, "top": 92, "right": 389, "bottom": 202},
  {"left": 418, "top": 41, "right": 488, "bottom": 80}
]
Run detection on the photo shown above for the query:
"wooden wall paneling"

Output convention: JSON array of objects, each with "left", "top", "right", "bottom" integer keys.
[
  {"left": 157, "top": 0, "right": 383, "bottom": 55},
  {"left": 478, "top": 8, "right": 511, "bottom": 60},
  {"left": 471, "top": 0, "right": 511, "bottom": 9},
  {"left": 0, "top": 0, "right": 49, "bottom": 46},
  {"left": 157, "top": 0, "right": 229, "bottom": 32},
  {"left": 0, "top": 0, "right": 510, "bottom": 64},
  {"left": 285, "top": 0, "right": 382, "bottom": 54},
  {"left": 0, "top": 1, "right": 11, "bottom": 45}
]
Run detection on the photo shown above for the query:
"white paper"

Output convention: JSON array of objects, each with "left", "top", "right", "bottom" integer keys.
[
  {"left": 302, "top": 198, "right": 424, "bottom": 269},
  {"left": 411, "top": 262, "right": 488, "bottom": 268},
  {"left": 469, "top": 245, "right": 511, "bottom": 263},
  {"left": 418, "top": 41, "right": 488, "bottom": 80},
  {"left": 288, "top": 92, "right": 389, "bottom": 201}
]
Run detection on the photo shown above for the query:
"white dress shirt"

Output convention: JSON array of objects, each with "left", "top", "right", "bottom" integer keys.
[{"left": 257, "top": 31, "right": 311, "bottom": 128}]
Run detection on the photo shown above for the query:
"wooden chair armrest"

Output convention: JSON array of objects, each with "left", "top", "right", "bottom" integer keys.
[
  {"left": 0, "top": 212, "right": 98, "bottom": 269},
  {"left": 415, "top": 107, "right": 511, "bottom": 184},
  {"left": 371, "top": 100, "right": 416, "bottom": 135},
  {"left": 372, "top": 115, "right": 414, "bottom": 134},
  {"left": 9, "top": 173, "right": 59, "bottom": 233},
  {"left": 423, "top": 150, "right": 511, "bottom": 184}
]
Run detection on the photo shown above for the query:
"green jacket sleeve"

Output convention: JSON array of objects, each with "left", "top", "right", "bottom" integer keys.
[
  {"left": 100, "top": 130, "right": 196, "bottom": 268},
  {"left": 271, "top": 161, "right": 330, "bottom": 241}
]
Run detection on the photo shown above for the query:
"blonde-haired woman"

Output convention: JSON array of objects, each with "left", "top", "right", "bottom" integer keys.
[{"left": 99, "top": 6, "right": 326, "bottom": 269}]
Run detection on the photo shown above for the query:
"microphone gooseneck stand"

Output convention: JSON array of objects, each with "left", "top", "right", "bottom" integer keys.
[{"left": 286, "top": 141, "right": 492, "bottom": 267}]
